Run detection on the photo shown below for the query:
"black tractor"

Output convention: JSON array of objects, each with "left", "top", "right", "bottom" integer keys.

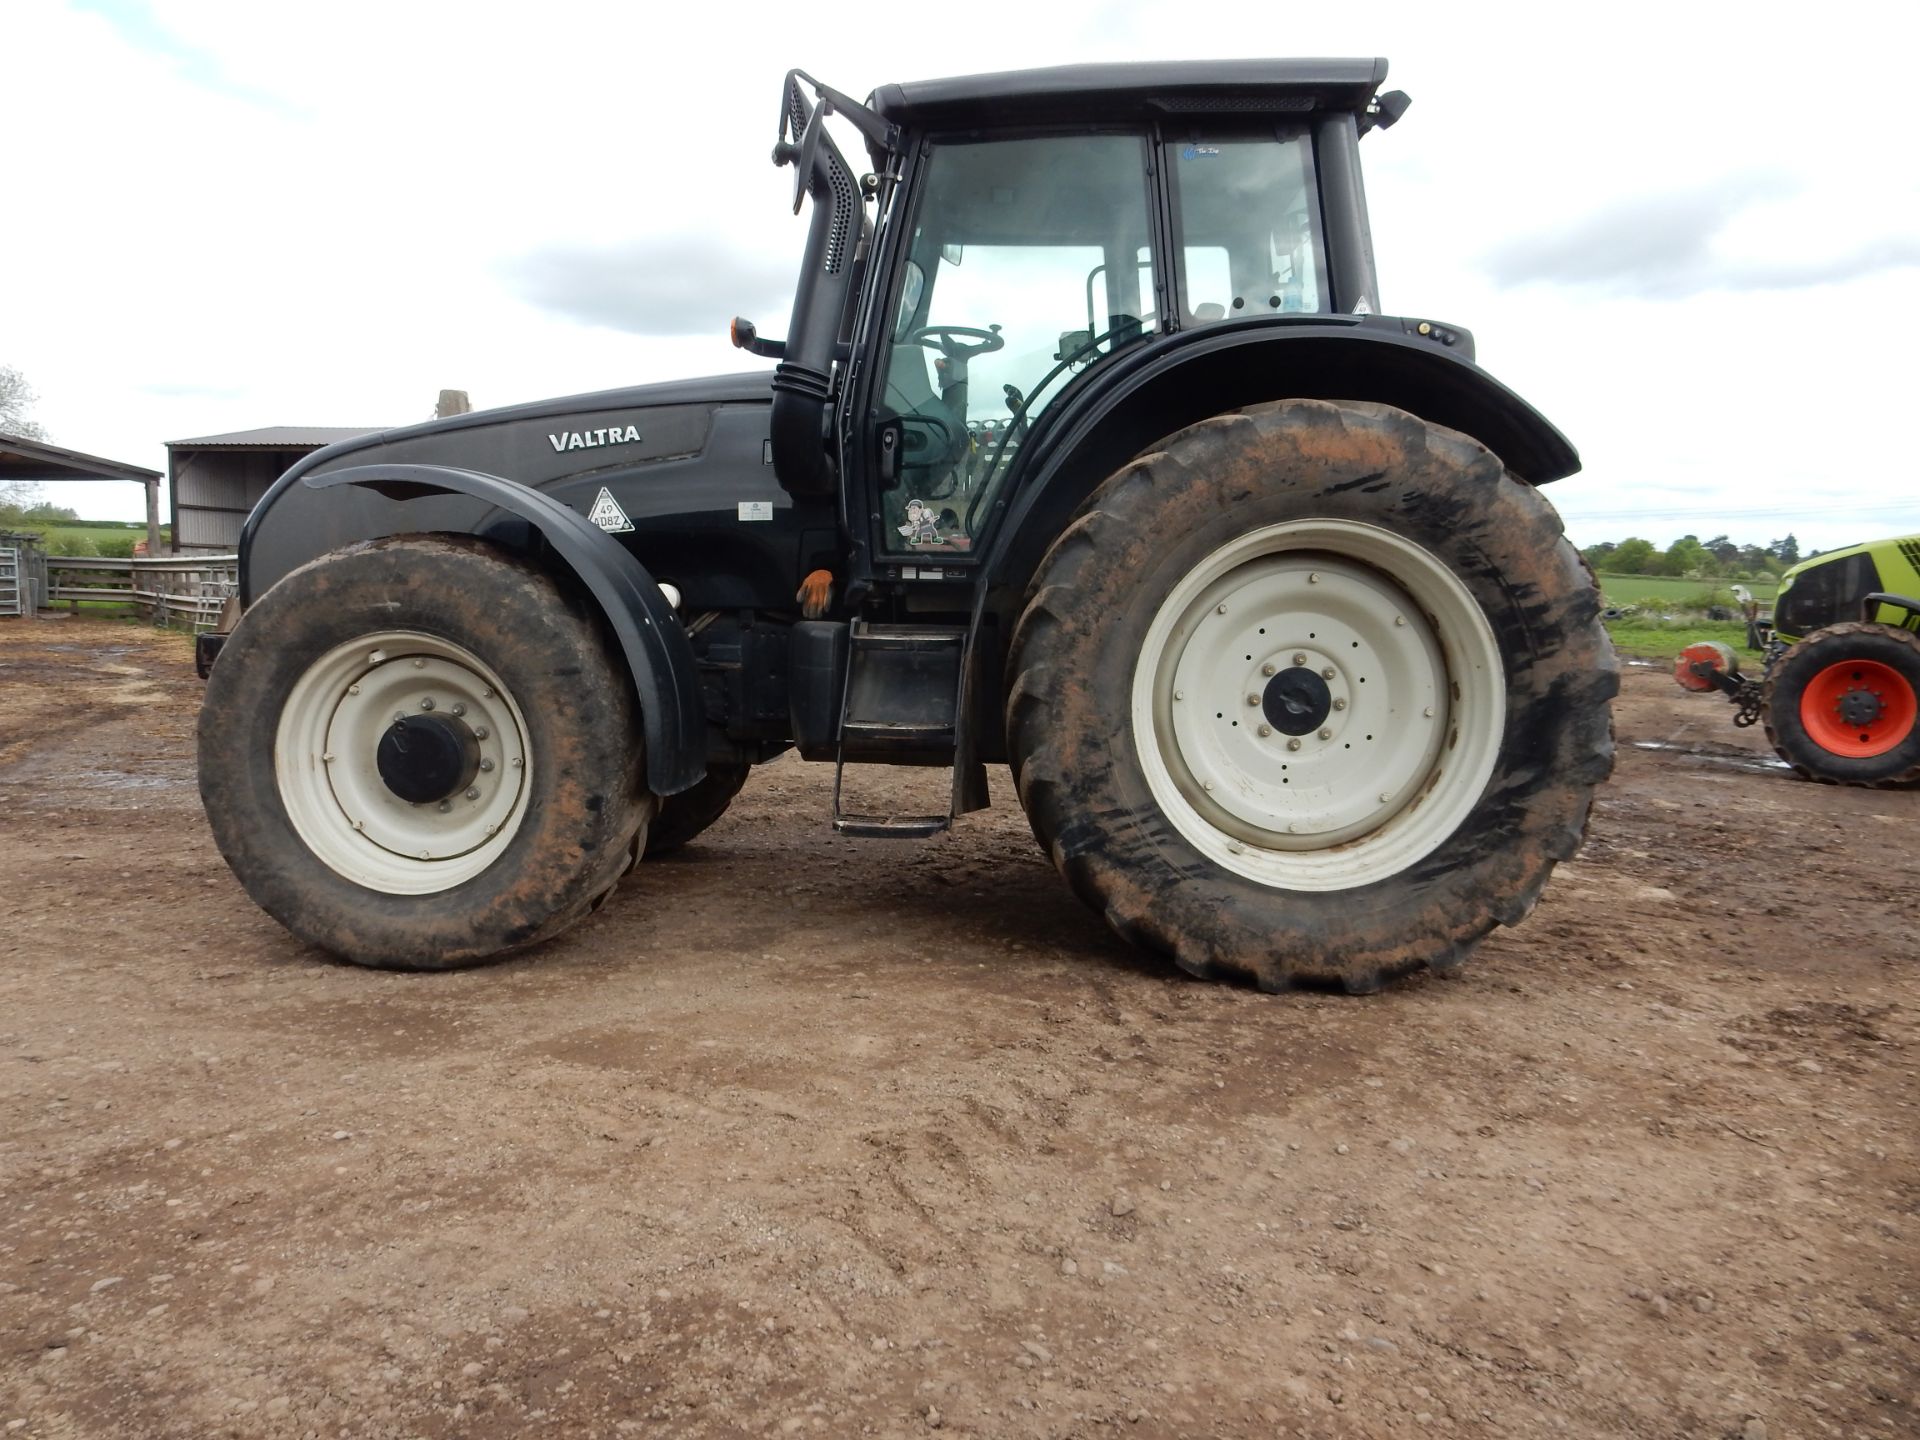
[{"left": 197, "top": 61, "right": 1617, "bottom": 993}]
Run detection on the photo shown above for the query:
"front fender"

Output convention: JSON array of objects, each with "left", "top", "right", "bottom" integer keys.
[{"left": 303, "top": 463, "right": 706, "bottom": 797}]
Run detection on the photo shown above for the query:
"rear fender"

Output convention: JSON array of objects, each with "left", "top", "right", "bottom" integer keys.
[
  {"left": 952, "top": 325, "right": 1580, "bottom": 794},
  {"left": 303, "top": 463, "right": 706, "bottom": 797}
]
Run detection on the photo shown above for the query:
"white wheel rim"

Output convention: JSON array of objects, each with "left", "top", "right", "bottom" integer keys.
[
  {"left": 1130, "top": 519, "right": 1504, "bottom": 892},
  {"left": 273, "top": 630, "right": 531, "bottom": 895}
]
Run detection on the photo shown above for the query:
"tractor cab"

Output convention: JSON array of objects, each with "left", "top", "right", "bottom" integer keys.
[{"left": 738, "top": 63, "right": 1411, "bottom": 595}]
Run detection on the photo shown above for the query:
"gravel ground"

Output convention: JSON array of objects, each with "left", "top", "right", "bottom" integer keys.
[{"left": 0, "top": 618, "right": 1914, "bottom": 1440}]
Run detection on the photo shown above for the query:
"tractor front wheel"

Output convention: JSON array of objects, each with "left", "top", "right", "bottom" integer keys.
[
  {"left": 1762, "top": 622, "right": 1920, "bottom": 785},
  {"left": 198, "top": 536, "right": 652, "bottom": 968},
  {"left": 644, "top": 762, "right": 750, "bottom": 856}
]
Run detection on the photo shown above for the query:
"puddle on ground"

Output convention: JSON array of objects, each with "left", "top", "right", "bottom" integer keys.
[{"left": 1631, "top": 740, "right": 1791, "bottom": 774}]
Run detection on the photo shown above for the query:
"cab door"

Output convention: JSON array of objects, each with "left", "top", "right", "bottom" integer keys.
[{"left": 862, "top": 132, "right": 1161, "bottom": 568}]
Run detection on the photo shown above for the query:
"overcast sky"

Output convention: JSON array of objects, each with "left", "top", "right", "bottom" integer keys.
[{"left": 5, "top": 0, "right": 1917, "bottom": 553}]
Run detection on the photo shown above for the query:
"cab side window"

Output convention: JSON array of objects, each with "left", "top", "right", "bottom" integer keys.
[{"left": 1169, "top": 134, "right": 1324, "bottom": 322}]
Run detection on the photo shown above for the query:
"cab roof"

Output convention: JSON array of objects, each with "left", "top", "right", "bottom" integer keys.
[{"left": 869, "top": 58, "right": 1389, "bottom": 130}]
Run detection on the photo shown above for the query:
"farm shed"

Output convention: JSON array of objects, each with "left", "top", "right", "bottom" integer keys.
[
  {"left": 166, "top": 427, "right": 378, "bottom": 554},
  {"left": 0, "top": 432, "right": 163, "bottom": 554}
]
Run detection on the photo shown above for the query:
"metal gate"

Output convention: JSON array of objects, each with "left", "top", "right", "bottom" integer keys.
[{"left": 0, "top": 546, "right": 22, "bottom": 617}]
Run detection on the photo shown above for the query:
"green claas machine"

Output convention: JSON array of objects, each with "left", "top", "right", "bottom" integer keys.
[{"left": 1678, "top": 533, "right": 1920, "bottom": 785}]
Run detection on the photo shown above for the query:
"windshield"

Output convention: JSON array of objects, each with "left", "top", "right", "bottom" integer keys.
[{"left": 876, "top": 133, "right": 1156, "bottom": 556}]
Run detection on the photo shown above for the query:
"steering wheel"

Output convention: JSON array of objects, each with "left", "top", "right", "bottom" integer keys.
[{"left": 907, "top": 325, "right": 1005, "bottom": 361}]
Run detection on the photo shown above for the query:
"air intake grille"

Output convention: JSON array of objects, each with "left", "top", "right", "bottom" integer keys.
[
  {"left": 1156, "top": 94, "right": 1316, "bottom": 112},
  {"left": 824, "top": 157, "right": 856, "bottom": 275}
]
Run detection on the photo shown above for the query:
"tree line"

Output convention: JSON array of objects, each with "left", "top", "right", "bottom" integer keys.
[{"left": 1581, "top": 534, "right": 1804, "bottom": 580}]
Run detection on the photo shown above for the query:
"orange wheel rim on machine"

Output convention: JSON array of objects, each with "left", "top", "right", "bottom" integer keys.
[{"left": 1800, "top": 659, "right": 1918, "bottom": 757}]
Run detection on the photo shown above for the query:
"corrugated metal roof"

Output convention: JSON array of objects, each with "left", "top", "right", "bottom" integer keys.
[
  {"left": 0, "top": 431, "right": 161, "bottom": 481},
  {"left": 166, "top": 426, "right": 383, "bottom": 449}
]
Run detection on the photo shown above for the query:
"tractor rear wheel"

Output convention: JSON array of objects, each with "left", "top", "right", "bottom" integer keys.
[
  {"left": 1005, "top": 399, "right": 1616, "bottom": 993},
  {"left": 644, "top": 762, "right": 750, "bottom": 856},
  {"left": 1761, "top": 622, "right": 1920, "bottom": 785},
  {"left": 199, "top": 536, "right": 652, "bottom": 969}
]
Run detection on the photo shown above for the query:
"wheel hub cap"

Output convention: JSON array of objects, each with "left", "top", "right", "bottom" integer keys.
[
  {"left": 1838, "top": 687, "right": 1884, "bottom": 727},
  {"left": 1262, "top": 666, "right": 1331, "bottom": 735},
  {"left": 376, "top": 713, "right": 482, "bottom": 804}
]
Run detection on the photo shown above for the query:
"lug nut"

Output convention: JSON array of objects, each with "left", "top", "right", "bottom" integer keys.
[
  {"left": 1247, "top": 693, "right": 1261, "bottom": 707},
  {"left": 451, "top": 703, "right": 466, "bottom": 717},
  {"left": 413, "top": 658, "right": 427, "bottom": 668},
  {"left": 1287, "top": 737, "right": 1303, "bottom": 751},
  {"left": 1216, "top": 603, "right": 1229, "bottom": 615},
  {"left": 1318, "top": 727, "right": 1332, "bottom": 740},
  {"left": 437, "top": 801, "right": 452, "bottom": 814},
  {"left": 1261, "top": 662, "right": 1277, "bottom": 677},
  {"left": 1257, "top": 724, "right": 1272, "bottom": 738},
  {"left": 1321, "top": 666, "right": 1336, "bottom": 680},
  {"left": 473, "top": 726, "right": 490, "bottom": 740},
  {"left": 1292, "top": 653, "right": 1307, "bottom": 666},
  {"left": 464, "top": 787, "right": 481, "bottom": 801},
  {"left": 1333, "top": 698, "right": 1347, "bottom": 711},
  {"left": 419, "top": 697, "right": 435, "bottom": 711},
  {"left": 479, "top": 758, "right": 495, "bottom": 772}
]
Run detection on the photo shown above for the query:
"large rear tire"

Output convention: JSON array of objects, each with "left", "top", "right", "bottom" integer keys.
[
  {"left": 199, "top": 536, "right": 652, "bottom": 969},
  {"left": 1761, "top": 622, "right": 1920, "bottom": 786},
  {"left": 1005, "top": 400, "right": 1616, "bottom": 993}
]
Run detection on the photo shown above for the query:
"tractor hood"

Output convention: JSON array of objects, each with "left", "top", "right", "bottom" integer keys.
[
  {"left": 286, "top": 371, "right": 773, "bottom": 489},
  {"left": 240, "top": 371, "right": 780, "bottom": 603}
]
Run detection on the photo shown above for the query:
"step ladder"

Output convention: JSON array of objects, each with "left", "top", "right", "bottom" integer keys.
[
  {"left": 0, "top": 547, "right": 22, "bottom": 618},
  {"left": 831, "top": 622, "right": 972, "bottom": 838}
]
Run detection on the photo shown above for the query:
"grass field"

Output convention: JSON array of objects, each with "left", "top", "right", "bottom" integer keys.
[
  {"left": 1602, "top": 617, "right": 1755, "bottom": 661},
  {"left": 1596, "top": 572, "right": 1778, "bottom": 606}
]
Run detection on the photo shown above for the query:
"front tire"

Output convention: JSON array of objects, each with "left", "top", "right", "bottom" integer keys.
[
  {"left": 199, "top": 536, "right": 652, "bottom": 969},
  {"left": 1761, "top": 622, "right": 1920, "bottom": 785},
  {"left": 1005, "top": 400, "right": 1616, "bottom": 993},
  {"left": 644, "top": 762, "right": 749, "bottom": 856}
]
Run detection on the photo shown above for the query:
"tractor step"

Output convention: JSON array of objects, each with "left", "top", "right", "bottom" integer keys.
[
  {"left": 831, "top": 622, "right": 966, "bottom": 837},
  {"left": 831, "top": 811, "right": 952, "bottom": 839}
]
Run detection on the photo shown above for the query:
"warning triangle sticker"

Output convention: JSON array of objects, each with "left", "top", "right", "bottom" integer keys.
[{"left": 587, "top": 487, "right": 634, "bottom": 533}]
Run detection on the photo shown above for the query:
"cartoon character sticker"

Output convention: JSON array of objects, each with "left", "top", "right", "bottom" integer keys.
[{"left": 897, "top": 497, "right": 942, "bottom": 546}]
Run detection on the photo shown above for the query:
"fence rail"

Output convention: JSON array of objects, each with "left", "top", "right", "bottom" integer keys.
[{"left": 44, "top": 555, "right": 238, "bottom": 632}]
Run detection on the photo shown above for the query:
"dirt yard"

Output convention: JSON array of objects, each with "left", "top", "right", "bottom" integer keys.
[{"left": 0, "top": 617, "right": 1914, "bottom": 1440}]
